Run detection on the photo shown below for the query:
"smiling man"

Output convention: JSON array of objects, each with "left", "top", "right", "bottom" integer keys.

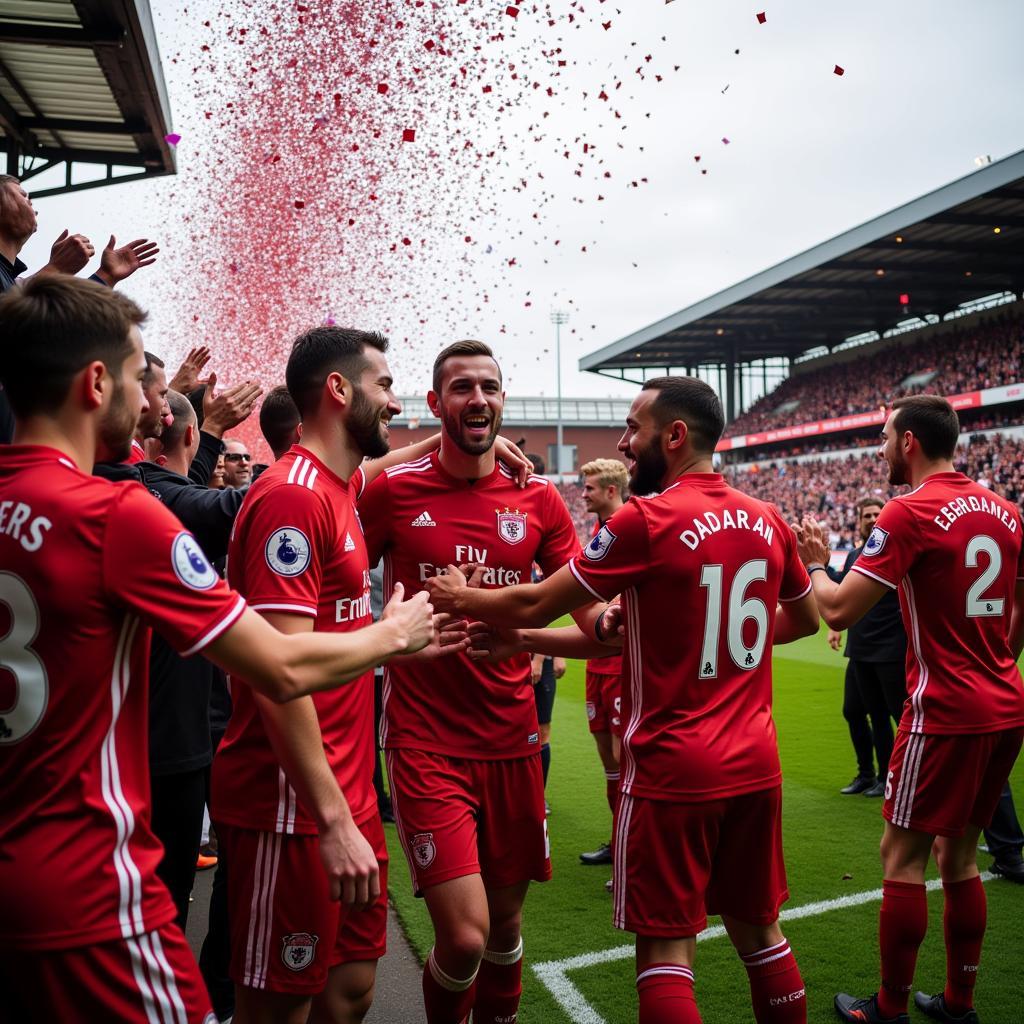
[{"left": 357, "top": 339, "right": 590, "bottom": 1024}]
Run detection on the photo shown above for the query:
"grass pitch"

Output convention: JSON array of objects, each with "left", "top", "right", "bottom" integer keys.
[{"left": 385, "top": 627, "right": 1024, "bottom": 1023}]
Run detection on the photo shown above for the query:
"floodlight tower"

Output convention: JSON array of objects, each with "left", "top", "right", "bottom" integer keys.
[{"left": 550, "top": 309, "right": 570, "bottom": 475}]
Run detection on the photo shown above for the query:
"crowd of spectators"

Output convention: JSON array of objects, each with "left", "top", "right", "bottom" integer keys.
[
  {"left": 728, "top": 311, "right": 1024, "bottom": 437},
  {"left": 724, "top": 431, "right": 1024, "bottom": 547}
]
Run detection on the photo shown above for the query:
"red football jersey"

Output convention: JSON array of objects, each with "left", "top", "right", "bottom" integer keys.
[
  {"left": 127, "top": 438, "right": 146, "bottom": 464},
  {"left": 212, "top": 446, "right": 376, "bottom": 835},
  {"left": 0, "top": 445, "right": 245, "bottom": 950},
  {"left": 569, "top": 473, "right": 811, "bottom": 802},
  {"left": 359, "top": 453, "right": 580, "bottom": 758},
  {"left": 586, "top": 517, "right": 623, "bottom": 675},
  {"left": 850, "top": 472, "right": 1024, "bottom": 735}
]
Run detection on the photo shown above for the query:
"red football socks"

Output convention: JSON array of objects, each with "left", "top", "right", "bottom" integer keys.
[
  {"left": 422, "top": 948, "right": 477, "bottom": 1024},
  {"left": 473, "top": 939, "right": 524, "bottom": 1024},
  {"left": 740, "top": 938, "right": 807, "bottom": 1023},
  {"left": 942, "top": 875, "right": 986, "bottom": 1016},
  {"left": 636, "top": 963, "right": 702, "bottom": 1024},
  {"left": 877, "top": 879, "right": 928, "bottom": 1017},
  {"left": 606, "top": 769, "right": 621, "bottom": 818}
]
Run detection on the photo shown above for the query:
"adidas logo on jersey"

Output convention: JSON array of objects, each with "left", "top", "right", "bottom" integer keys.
[
  {"left": 344, "top": 532, "right": 356, "bottom": 552},
  {"left": 410, "top": 511, "right": 436, "bottom": 527}
]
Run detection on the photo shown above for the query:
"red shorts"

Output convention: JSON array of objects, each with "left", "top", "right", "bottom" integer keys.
[
  {"left": 386, "top": 748, "right": 551, "bottom": 894},
  {"left": 0, "top": 923, "right": 215, "bottom": 1023},
  {"left": 586, "top": 670, "right": 622, "bottom": 736},
  {"left": 614, "top": 787, "right": 789, "bottom": 937},
  {"left": 884, "top": 727, "right": 1024, "bottom": 837},
  {"left": 220, "top": 813, "right": 388, "bottom": 995}
]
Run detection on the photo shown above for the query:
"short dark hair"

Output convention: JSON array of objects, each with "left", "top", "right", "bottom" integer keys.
[
  {"left": 526, "top": 452, "right": 545, "bottom": 475},
  {"left": 891, "top": 395, "right": 959, "bottom": 460},
  {"left": 285, "top": 325, "right": 388, "bottom": 418},
  {"left": 260, "top": 384, "right": 301, "bottom": 459},
  {"left": 856, "top": 495, "right": 885, "bottom": 517},
  {"left": 0, "top": 275, "right": 146, "bottom": 419},
  {"left": 161, "top": 389, "right": 195, "bottom": 450},
  {"left": 431, "top": 339, "right": 500, "bottom": 395},
  {"left": 143, "top": 351, "right": 165, "bottom": 387},
  {"left": 641, "top": 376, "right": 725, "bottom": 454}
]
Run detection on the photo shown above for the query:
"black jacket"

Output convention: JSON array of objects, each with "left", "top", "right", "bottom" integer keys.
[{"left": 828, "top": 545, "right": 908, "bottom": 664}]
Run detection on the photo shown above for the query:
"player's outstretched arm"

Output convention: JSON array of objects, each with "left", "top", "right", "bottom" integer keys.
[
  {"left": 204, "top": 584, "right": 435, "bottom": 701},
  {"left": 426, "top": 562, "right": 597, "bottom": 629},
  {"left": 773, "top": 590, "right": 820, "bottom": 644},
  {"left": 468, "top": 620, "right": 622, "bottom": 662},
  {"left": 792, "top": 516, "right": 887, "bottom": 630},
  {"left": 359, "top": 433, "right": 532, "bottom": 487}
]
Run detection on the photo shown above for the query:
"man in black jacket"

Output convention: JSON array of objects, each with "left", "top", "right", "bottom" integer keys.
[{"left": 828, "top": 497, "right": 907, "bottom": 797}]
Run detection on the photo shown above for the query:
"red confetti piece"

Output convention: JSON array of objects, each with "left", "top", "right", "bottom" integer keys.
[
  {"left": 506, "top": 5, "right": 519, "bottom": 17},
  {"left": 402, "top": 237, "right": 412, "bottom": 245},
  {"left": 693, "top": 154, "right": 701, "bottom": 162},
  {"left": 424, "top": 39, "right": 435, "bottom": 50},
  {"left": 833, "top": 64, "right": 845, "bottom": 75},
  {"left": 293, "top": 200, "right": 305, "bottom": 209},
  {"left": 164, "top": 133, "right": 181, "bottom": 146},
  {"left": 756, "top": 11, "right": 766, "bottom": 24},
  {"left": 721, "top": 137, "right": 730, "bottom": 144},
  {"left": 482, "top": 85, "right": 492, "bottom": 93},
  {"left": 377, "top": 83, "right": 388, "bottom": 94},
  {"left": 402, "top": 128, "right": 416, "bottom": 142},
  {"left": 701, "top": 169, "right": 708, "bottom": 175},
  {"left": 602, "top": 21, "right": 611, "bottom": 30}
]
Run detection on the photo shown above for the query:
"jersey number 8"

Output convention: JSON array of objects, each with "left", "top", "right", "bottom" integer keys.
[{"left": 0, "top": 572, "right": 49, "bottom": 746}]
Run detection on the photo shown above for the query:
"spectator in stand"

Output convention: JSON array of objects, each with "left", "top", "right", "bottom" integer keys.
[
  {"left": 827, "top": 498, "right": 907, "bottom": 799},
  {"left": 259, "top": 383, "right": 302, "bottom": 459},
  {"left": 129, "top": 352, "right": 171, "bottom": 463},
  {"left": 222, "top": 438, "right": 252, "bottom": 488},
  {"left": 0, "top": 173, "right": 159, "bottom": 443},
  {"left": 209, "top": 454, "right": 226, "bottom": 489}
]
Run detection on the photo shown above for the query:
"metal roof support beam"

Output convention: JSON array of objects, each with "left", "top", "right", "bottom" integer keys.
[
  {"left": 0, "top": 25, "right": 124, "bottom": 47},
  {"left": 21, "top": 116, "right": 148, "bottom": 135}
]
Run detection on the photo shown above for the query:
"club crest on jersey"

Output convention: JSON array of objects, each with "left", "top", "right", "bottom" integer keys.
[
  {"left": 411, "top": 832, "right": 436, "bottom": 868},
  {"left": 863, "top": 526, "right": 889, "bottom": 557},
  {"left": 171, "top": 532, "right": 218, "bottom": 590},
  {"left": 281, "top": 932, "right": 318, "bottom": 972},
  {"left": 496, "top": 507, "right": 527, "bottom": 545},
  {"left": 585, "top": 524, "right": 617, "bottom": 561},
  {"left": 266, "top": 527, "right": 312, "bottom": 577}
]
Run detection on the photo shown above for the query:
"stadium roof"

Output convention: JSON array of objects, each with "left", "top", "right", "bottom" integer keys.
[
  {"left": 581, "top": 148, "right": 1024, "bottom": 381},
  {"left": 0, "top": 0, "right": 175, "bottom": 198}
]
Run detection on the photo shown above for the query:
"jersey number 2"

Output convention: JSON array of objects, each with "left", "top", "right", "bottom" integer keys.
[
  {"left": 965, "top": 535, "right": 1004, "bottom": 617},
  {"left": 698, "top": 559, "right": 769, "bottom": 679},
  {"left": 0, "top": 572, "right": 49, "bottom": 745}
]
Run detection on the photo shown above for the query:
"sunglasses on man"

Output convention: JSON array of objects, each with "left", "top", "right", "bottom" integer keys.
[{"left": 224, "top": 452, "right": 251, "bottom": 462}]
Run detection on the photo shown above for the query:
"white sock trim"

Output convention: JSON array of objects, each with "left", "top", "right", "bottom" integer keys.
[
  {"left": 482, "top": 937, "right": 524, "bottom": 966},
  {"left": 636, "top": 965, "right": 694, "bottom": 985},
  {"left": 605, "top": 770, "right": 621, "bottom": 781},
  {"left": 427, "top": 949, "right": 479, "bottom": 991}
]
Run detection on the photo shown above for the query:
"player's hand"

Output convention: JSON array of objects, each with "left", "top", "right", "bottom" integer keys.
[
  {"left": 553, "top": 657, "right": 567, "bottom": 679},
  {"left": 95, "top": 235, "right": 160, "bottom": 285},
  {"left": 408, "top": 613, "right": 471, "bottom": 660},
  {"left": 827, "top": 629, "right": 843, "bottom": 651},
  {"left": 597, "top": 601, "right": 625, "bottom": 641},
  {"left": 381, "top": 583, "right": 435, "bottom": 654},
  {"left": 202, "top": 372, "right": 263, "bottom": 437},
  {"left": 792, "top": 515, "right": 831, "bottom": 567},
  {"left": 468, "top": 621, "right": 524, "bottom": 662},
  {"left": 169, "top": 345, "right": 211, "bottom": 394},
  {"left": 42, "top": 229, "right": 94, "bottom": 275},
  {"left": 494, "top": 436, "right": 533, "bottom": 487},
  {"left": 531, "top": 653, "right": 544, "bottom": 684},
  {"left": 423, "top": 564, "right": 468, "bottom": 614},
  {"left": 319, "top": 815, "right": 379, "bottom": 908}
]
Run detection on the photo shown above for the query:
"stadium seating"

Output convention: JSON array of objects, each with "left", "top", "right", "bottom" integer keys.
[{"left": 727, "top": 311, "right": 1024, "bottom": 437}]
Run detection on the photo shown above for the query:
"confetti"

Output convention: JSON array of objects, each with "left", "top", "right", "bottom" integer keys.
[
  {"left": 833, "top": 64, "right": 845, "bottom": 76},
  {"left": 721, "top": 84, "right": 730, "bottom": 93},
  {"left": 377, "top": 83, "right": 389, "bottom": 94},
  {"left": 293, "top": 200, "right": 305, "bottom": 209},
  {"left": 721, "top": 137, "right": 730, "bottom": 144},
  {"left": 164, "top": 133, "right": 182, "bottom": 146},
  {"left": 756, "top": 11, "right": 766, "bottom": 24},
  {"left": 402, "top": 128, "right": 416, "bottom": 142},
  {"left": 506, "top": 5, "right": 519, "bottom": 17}
]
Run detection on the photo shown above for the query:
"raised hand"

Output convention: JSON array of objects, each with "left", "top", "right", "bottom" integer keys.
[
  {"left": 467, "top": 621, "right": 524, "bottom": 663},
  {"left": 169, "top": 346, "right": 211, "bottom": 394},
  {"left": 381, "top": 584, "right": 435, "bottom": 655},
  {"left": 95, "top": 235, "right": 160, "bottom": 286},
  {"left": 792, "top": 515, "right": 831, "bottom": 567},
  {"left": 43, "top": 229, "right": 94, "bottom": 275},
  {"left": 201, "top": 372, "right": 263, "bottom": 438}
]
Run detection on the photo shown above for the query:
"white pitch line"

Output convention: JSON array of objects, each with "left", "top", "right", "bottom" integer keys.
[{"left": 532, "top": 872, "right": 995, "bottom": 1024}]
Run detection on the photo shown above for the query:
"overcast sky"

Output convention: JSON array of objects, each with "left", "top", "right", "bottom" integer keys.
[{"left": 17, "top": 0, "right": 1024, "bottom": 400}]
